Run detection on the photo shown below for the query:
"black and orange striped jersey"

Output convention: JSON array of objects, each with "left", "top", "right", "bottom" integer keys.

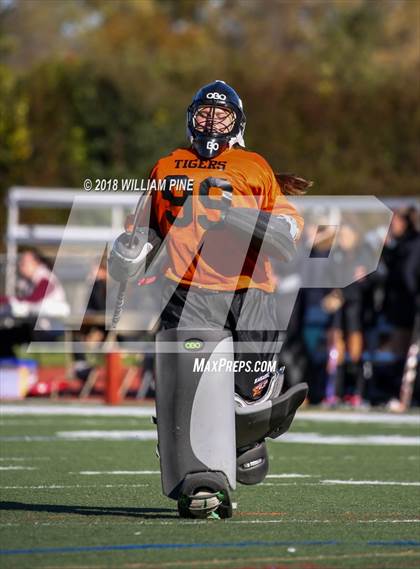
[{"left": 146, "top": 146, "right": 303, "bottom": 292}]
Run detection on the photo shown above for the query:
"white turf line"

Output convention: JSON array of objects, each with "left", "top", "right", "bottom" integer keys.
[
  {"left": 2, "top": 479, "right": 417, "bottom": 488},
  {"left": 261, "top": 480, "right": 420, "bottom": 486},
  {"left": 0, "top": 457, "right": 50, "bottom": 461},
  {"left": 1, "top": 404, "right": 419, "bottom": 425},
  {"left": 266, "top": 474, "right": 315, "bottom": 478},
  {"left": 68, "top": 471, "right": 420, "bottom": 487},
  {"left": 74, "top": 470, "right": 308, "bottom": 476},
  {"left": 273, "top": 433, "right": 420, "bottom": 446},
  {"left": 3, "top": 430, "right": 419, "bottom": 446},
  {"left": 229, "top": 519, "right": 420, "bottom": 524},
  {"left": 0, "top": 484, "right": 149, "bottom": 489},
  {"left": 0, "top": 405, "right": 155, "bottom": 417},
  {"left": 321, "top": 479, "right": 420, "bottom": 486},
  {"left": 76, "top": 470, "right": 160, "bottom": 475},
  {"left": 0, "top": 466, "right": 37, "bottom": 470},
  {"left": 0, "top": 519, "right": 419, "bottom": 527},
  {"left": 58, "top": 430, "right": 157, "bottom": 440}
]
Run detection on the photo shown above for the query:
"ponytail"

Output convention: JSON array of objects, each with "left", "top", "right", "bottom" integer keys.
[{"left": 275, "top": 173, "right": 313, "bottom": 196}]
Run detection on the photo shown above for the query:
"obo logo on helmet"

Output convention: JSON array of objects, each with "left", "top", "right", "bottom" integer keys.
[{"left": 206, "top": 92, "right": 227, "bottom": 101}]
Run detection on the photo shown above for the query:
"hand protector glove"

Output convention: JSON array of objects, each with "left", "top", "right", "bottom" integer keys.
[
  {"left": 222, "top": 207, "right": 297, "bottom": 262},
  {"left": 108, "top": 227, "right": 162, "bottom": 283}
]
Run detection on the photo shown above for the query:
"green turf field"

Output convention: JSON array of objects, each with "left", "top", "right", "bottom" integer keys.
[{"left": 0, "top": 404, "right": 419, "bottom": 569}]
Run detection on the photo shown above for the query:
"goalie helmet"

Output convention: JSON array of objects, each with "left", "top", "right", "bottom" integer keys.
[{"left": 187, "top": 80, "right": 246, "bottom": 159}]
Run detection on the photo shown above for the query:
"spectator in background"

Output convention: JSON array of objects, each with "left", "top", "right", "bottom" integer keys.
[
  {"left": 73, "top": 260, "right": 107, "bottom": 382},
  {"left": 382, "top": 208, "right": 420, "bottom": 358},
  {"left": 365, "top": 208, "right": 420, "bottom": 406},
  {"left": 0, "top": 248, "right": 69, "bottom": 357},
  {"left": 86, "top": 261, "right": 107, "bottom": 313},
  {"left": 323, "top": 223, "right": 373, "bottom": 407},
  {"left": 280, "top": 222, "right": 336, "bottom": 403}
]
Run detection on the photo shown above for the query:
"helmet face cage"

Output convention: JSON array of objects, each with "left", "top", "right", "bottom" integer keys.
[
  {"left": 192, "top": 104, "right": 237, "bottom": 137},
  {"left": 187, "top": 81, "right": 246, "bottom": 159}
]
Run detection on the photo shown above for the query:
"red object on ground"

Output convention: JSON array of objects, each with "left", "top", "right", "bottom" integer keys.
[
  {"left": 105, "top": 352, "right": 123, "bottom": 405},
  {"left": 25, "top": 358, "right": 138, "bottom": 401},
  {"left": 27, "top": 366, "right": 81, "bottom": 397}
]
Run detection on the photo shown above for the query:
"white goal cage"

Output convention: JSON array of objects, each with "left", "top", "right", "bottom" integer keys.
[{"left": 4, "top": 187, "right": 139, "bottom": 299}]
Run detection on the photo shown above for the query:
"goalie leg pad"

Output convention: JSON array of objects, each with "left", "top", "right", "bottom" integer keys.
[
  {"left": 235, "top": 382, "right": 308, "bottom": 449},
  {"left": 155, "top": 328, "right": 236, "bottom": 500}
]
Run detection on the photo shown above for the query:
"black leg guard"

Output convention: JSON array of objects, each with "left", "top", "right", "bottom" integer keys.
[
  {"left": 235, "top": 382, "right": 308, "bottom": 449},
  {"left": 155, "top": 328, "right": 236, "bottom": 518}
]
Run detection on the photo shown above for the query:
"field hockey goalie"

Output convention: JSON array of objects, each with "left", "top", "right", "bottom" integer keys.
[{"left": 154, "top": 328, "right": 308, "bottom": 519}]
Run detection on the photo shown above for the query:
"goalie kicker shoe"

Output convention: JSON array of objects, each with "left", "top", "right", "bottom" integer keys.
[{"left": 177, "top": 472, "right": 233, "bottom": 519}]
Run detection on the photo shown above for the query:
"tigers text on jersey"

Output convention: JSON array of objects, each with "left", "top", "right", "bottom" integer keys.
[{"left": 146, "top": 147, "right": 303, "bottom": 292}]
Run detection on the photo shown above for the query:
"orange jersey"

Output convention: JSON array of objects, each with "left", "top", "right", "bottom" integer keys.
[{"left": 146, "top": 146, "right": 303, "bottom": 292}]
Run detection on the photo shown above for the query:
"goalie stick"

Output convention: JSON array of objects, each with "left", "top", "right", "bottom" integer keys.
[
  {"left": 398, "top": 313, "right": 420, "bottom": 411},
  {"left": 110, "top": 191, "right": 151, "bottom": 330}
]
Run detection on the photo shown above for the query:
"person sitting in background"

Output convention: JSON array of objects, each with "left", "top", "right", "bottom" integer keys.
[{"left": 0, "top": 248, "right": 69, "bottom": 357}]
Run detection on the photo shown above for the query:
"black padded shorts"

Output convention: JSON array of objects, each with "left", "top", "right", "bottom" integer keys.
[{"left": 160, "top": 278, "right": 282, "bottom": 400}]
